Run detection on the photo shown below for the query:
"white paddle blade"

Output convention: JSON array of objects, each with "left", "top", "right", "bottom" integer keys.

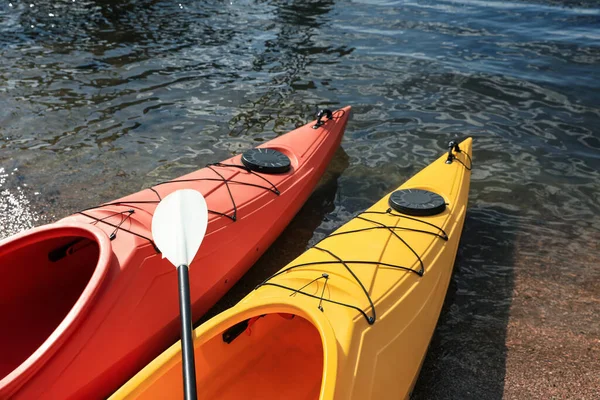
[{"left": 151, "top": 189, "right": 208, "bottom": 268}]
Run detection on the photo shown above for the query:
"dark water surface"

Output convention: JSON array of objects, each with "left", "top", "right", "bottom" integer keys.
[{"left": 1, "top": 0, "right": 599, "bottom": 398}]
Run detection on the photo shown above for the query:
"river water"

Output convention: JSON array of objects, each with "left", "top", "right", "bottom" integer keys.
[{"left": 1, "top": 0, "right": 599, "bottom": 398}]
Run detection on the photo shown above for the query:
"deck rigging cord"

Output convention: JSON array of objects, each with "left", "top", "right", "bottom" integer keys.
[
  {"left": 255, "top": 208, "right": 449, "bottom": 325},
  {"left": 76, "top": 162, "right": 281, "bottom": 251}
]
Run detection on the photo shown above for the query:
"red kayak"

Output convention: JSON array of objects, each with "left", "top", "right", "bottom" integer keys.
[{"left": 0, "top": 107, "right": 350, "bottom": 399}]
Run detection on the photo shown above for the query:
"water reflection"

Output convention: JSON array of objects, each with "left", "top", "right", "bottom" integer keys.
[
  {"left": 0, "top": 167, "right": 46, "bottom": 238},
  {"left": 228, "top": 0, "right": 348, "bottom": 137}
]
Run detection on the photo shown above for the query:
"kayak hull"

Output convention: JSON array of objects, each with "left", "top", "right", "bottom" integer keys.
[
  {"left": 0, "top": 107, "right": 350, "bottom": 399},
  {"left": 112, "top": 138, "right": 471, "bottom": 400}
]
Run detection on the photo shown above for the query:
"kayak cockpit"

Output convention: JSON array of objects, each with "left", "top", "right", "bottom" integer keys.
[
  {"left": 142, "top": 314, "right": 325, "bottom": 400},
  {"left": 0, "top": 224, "right": 111, "bottom": 392},
  {"left": 198, "top": 314, "right": 323, "bottom": 399}
]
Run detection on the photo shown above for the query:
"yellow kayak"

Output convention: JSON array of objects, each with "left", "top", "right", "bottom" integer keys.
[{"left": 111, "top": 138, "right": 472, "bottom": 400}]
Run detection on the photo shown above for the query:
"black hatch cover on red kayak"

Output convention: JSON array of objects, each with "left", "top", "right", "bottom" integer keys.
[
  {"left": 241, "top": 148, "right": 291, "bottom": 174},
  {"left": 388, "top": 189, "right": 446, "bottom": 216}
]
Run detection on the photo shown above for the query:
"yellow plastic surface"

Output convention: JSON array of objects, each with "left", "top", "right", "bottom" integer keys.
[{"left": 111, "top": 138, "right": 472, "bottom": 400}]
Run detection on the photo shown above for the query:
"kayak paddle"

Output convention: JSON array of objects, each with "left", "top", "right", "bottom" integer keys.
[{"left": 151, "top": 189, "right": 209, "bottom": 400}]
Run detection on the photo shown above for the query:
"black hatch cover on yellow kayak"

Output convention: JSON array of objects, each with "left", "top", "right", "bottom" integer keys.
[
  {"left": 388, "top": 189, "right": 446, "bottom": 216},
  {"left": 241, "top": 148, "right": 291, "bottom": 174}
]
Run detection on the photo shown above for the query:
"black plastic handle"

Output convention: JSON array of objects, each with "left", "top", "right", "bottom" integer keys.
[{"left": 178, "top": 264, "right": 198, "bottom": 400}]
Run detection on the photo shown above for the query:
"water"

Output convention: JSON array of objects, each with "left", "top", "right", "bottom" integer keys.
[{"left": 1, "top": 0, "right": 599, "bottom": 397}]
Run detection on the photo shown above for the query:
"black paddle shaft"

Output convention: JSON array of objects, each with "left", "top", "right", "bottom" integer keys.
[{"left": 177, "top": 264, "right": 198, "bottom": 400}]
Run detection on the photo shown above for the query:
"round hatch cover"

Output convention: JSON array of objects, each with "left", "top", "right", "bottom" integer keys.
[
  {"left": 241, "top": 148, "right": 291, "bottom": 174},
  {"left": 388, "top": 189, "right": 446, "bottom": 216}
]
